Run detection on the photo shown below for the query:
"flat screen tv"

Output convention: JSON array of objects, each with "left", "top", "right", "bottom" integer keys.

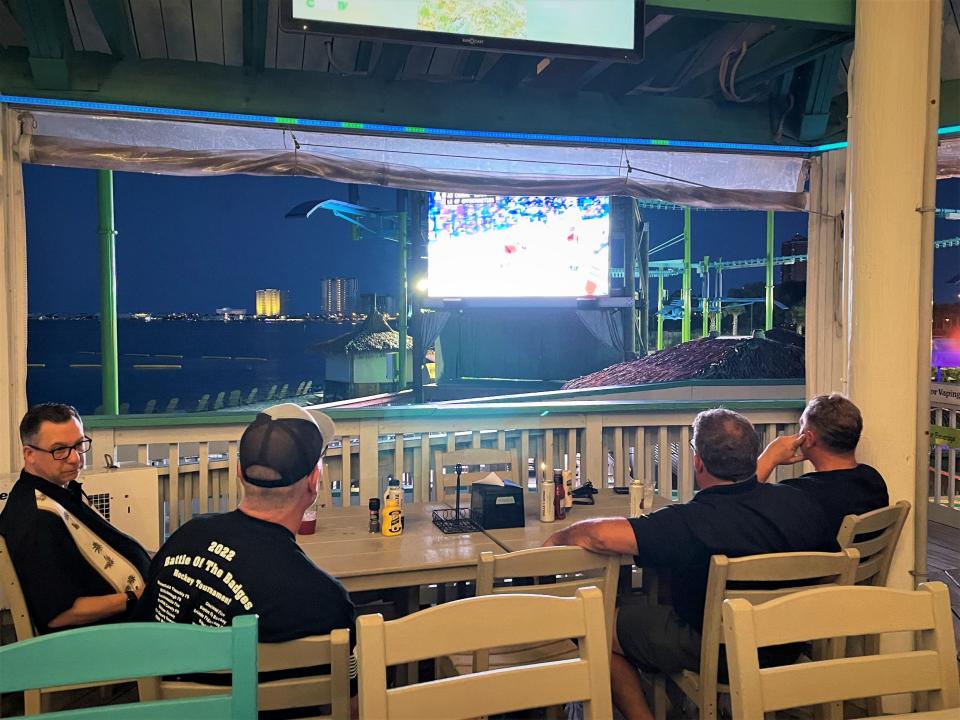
[
  {"left": 282, "top": 1, "right": 642, "bottom": 63},
  {"left": 427, "top": 193, "right": 610, "bottom": 299}
]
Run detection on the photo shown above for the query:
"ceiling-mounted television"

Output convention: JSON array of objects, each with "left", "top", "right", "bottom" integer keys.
[
  {"left": 281, "top": 1, "right": 643, "bottom": 63},
  {"left": 427, "top": 193, "right": 610, "bottom": 299}
]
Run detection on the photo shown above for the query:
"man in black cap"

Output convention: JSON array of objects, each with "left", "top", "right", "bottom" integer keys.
[{"left": 135, "top": 402, "right": 354, "bottom": 648}]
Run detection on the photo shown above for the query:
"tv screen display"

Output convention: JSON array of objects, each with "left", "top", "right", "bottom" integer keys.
[
  {"left": 284, "top": 1, "right": 641, "bottom": 62},
  {"left": 427, "top": 193, "right": 610, "bottom": 298}
]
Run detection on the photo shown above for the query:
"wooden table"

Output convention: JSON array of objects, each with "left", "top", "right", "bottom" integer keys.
[
  {"left": 483, "top": 491, "right": 669, "bottom": 552},
  {"left": 297, "top": 503, "right": 502, "bottom": 592}
]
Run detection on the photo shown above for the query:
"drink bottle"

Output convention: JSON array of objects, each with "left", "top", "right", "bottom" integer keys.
[{"left": 553, "top": 470, "right": 566, "bottom": 521}]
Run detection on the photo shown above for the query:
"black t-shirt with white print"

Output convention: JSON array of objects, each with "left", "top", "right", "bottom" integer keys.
[{"left": 135, "top": 509, "right": 355, "bottom": 645}]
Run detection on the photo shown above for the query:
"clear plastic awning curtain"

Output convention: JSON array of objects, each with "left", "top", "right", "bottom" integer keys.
[{"left": 17, "top": 110, "right": 811, "bottom": 211}]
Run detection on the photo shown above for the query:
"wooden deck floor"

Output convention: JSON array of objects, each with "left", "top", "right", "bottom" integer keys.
[{"left": 927, "top": 519, "right": 960, "bottom": 650}]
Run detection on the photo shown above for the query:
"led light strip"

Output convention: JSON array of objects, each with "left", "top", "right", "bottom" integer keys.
[{"left": 1, "top": 94, "right": 957, "bottom": 155}]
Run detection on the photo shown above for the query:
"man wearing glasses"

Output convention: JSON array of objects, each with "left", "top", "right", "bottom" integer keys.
[{"left": 0, "top": 403, "right": 150, "bottom": 633}]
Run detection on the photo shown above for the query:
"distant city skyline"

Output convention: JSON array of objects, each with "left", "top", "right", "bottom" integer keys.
[{"left": 21, "top": 166, "right": 960, "bottom": 312}]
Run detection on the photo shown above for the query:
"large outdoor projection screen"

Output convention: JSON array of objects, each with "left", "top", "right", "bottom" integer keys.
[
  {"left": 282, "top": 1, "right": 642, "bottom": 62},
  {"left": 427, "top": 193, "right": 611, "bottom": 299}
]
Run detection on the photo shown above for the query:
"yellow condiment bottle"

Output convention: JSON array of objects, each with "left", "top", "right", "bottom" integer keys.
[{"left": 381, "top": 497, "right": 403, "bottom": 536}]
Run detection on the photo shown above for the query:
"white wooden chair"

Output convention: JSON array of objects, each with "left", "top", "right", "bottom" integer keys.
[
  {"left": 835, "top": 500, "right": 912, "bottom": 715},
  {"left": 139, "top": 629, "right": 352, "bottom": 720},
  {"left": 357, "top": 587, "right": 613, "bottom": 720},
  {"left": 441, "top": 546, "right": 620, "bottom": 679},
  {"left": 660, "top": 549, "right": 859, "bottom": 720},
  {"left": 434, "top": 447, "right": 519, "bottom": 501},
  {"left": 722, "top": 582, "right": 960, "bottom": 720},
  {"left": 837, "top": 500, "right": 911, "bottom": 587}
]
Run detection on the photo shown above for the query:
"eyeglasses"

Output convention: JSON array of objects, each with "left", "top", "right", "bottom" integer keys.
[
  {"left": 689, "top": 440, "right": 698, "bottom": 454},
  {"left": 26, "top": 436, "right": 93, "bottom": 461}
]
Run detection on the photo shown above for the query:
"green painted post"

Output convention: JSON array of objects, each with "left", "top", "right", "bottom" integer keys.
[
  {"left": 701, "top": 255, "right": 710, "bottom": 337},
  {"left": 714, "top": 259, "right": 723, "bottom": 331},
  {"left": 681, "top": 207, "right": 692, "bottom": 342},
  {"left": 657, "top": 273, "right": 664, "bottom": 351},
  {"left": 765, "top": 211, "right": 775, "bottom": 330},
  {"left": 97, "top": 170, "right": 119, "bottom": 415},
  {"left": 397, "top": 211, "right": 408, "bottom": 391}
]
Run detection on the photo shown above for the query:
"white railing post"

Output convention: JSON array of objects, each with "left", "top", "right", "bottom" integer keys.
[{"left": 358, "top": 420, "right": 378, "bottom": 506}]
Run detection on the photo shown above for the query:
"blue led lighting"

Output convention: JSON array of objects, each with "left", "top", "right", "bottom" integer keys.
[{"left": 1, "top": 94, "right": 957, "bottom": 154}]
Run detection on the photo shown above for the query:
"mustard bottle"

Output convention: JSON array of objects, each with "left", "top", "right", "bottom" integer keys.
[{"left": 381, "top": 497, "right": 403, "bottom": 536}]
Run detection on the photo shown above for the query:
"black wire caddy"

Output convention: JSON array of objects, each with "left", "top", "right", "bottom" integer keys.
[{"left": 432, "top": 463, "right": 482, "bottom": 534}]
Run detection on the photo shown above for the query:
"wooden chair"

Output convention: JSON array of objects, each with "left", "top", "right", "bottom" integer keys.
[
  {"left": 0, "top": 615, "right": 259, "bottom": 719},
  {"left": 138, "top": 629, "right": 351, "bottom": 720},
  {"left": 662, "top": 549, "right": 859, "bottom": 720},
  {"left": 0, "top": 536, "right": 34, "bottom": 644},
  {"left": 441, "top": 546, "right": 620, "bottom": 678},
  {"left": 835, "top": 500, "right": 912, "bottom": 715},
  {"left": 434, "top": 447, "right": 519, "bottom": 501},
  {"left": 357, "top": 587, "right": 612, "bottom": 720},
  {"left": 722, "top": 582, "right": 960, "bottom": 720},
  {"left": 837, "top": 500, "right": 911, "bottom": 586}
]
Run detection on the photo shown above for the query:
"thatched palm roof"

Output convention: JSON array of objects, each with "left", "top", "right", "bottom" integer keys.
[
  {"left": 562, "top": 334, "right": 804, "bottom": 390},
  {"left": 311, "top": 313, "right": 413, "bottom": 355}
]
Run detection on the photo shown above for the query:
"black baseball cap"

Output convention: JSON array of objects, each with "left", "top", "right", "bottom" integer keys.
[{"left": 238, "top": 404, "right": 336, "bottom": 488}]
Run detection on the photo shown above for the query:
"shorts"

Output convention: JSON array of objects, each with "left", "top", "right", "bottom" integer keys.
[{"left": 615, "top": 595, "right": 701, "bottom": 674}]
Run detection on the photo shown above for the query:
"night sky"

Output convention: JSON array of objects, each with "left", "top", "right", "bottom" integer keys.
[{"left": 22, "top": 165, "right": 960, "bottom": 314}]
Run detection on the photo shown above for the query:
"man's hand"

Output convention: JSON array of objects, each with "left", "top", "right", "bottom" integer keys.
[
  {"left": 541, "top": 518, "right": 638, "bottom": 556},
  {"left": 756, "top": 433, "right": 806, "bottom": 482}
]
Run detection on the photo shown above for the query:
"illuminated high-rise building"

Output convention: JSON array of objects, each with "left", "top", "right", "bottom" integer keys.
[
  {"left": 255, "top": 289, "right": 288, "bottom": 317},
  {"left": 780, "top": 234, "right": 808, "bottom": 284},
  {"left": 321, "top": 278, "right": 358, "bottom": 317}
]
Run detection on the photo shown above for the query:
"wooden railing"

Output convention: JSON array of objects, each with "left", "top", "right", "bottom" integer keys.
[
  {"left": 930, "top": 383, "right": 960, "bottom": 526},
  {"left": 85, "top": 399, "right": 805, "bottom": 536}
]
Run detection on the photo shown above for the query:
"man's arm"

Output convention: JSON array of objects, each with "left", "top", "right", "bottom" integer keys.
[
  {"left": 47, "top": 591, "right": 134, "bottom": 629},
  {"left": 543, "top": 518, "right": 638, "bottom": 556},
  {"left": 756, "top": 433, "right": 805, "bottom": 482}
]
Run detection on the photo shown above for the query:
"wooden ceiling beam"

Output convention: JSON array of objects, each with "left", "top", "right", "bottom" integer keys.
[{"left": 11, "top": 0, "right": 71, "bottom": 88}]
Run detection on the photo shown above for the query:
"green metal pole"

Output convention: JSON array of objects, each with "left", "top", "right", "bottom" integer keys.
[
  {"left": 656, "top": 273, "right": 664, "bottom": 351},
  {"left": 397, "top": 211, "right": 408, "bottom": 391},
  {"left": 765, "top": 211, "right": 775, "bottom": 331},
  {"left": 681, "top": 207, "right": 692, "bottom": 342},
  {"left": 97, "top": 170, "right": 119, "bottom": 415},
  {"left": 714, "top": 259, "right": 723, "bottom": 331},
  {"left": 701, "top": 255, "right": 710, "bottom": 338}
]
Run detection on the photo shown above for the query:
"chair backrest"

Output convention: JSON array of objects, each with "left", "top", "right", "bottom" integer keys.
[
  {"left": 836, "top": 500, "right": 910, "bottom": 586},
  {"left": 141, "top": 629, "right": 351, "bottom": 720},
  {"left": 434, "top": 447, "right": 519, "bottom": 497},
  {"left": 0, "top": 616, "right": 259, "bottom": 719},
  {"left": 693, "top": 550, "right": 860, "bottom": 706},
  {"left": 722, "top": 582, "right": 960, "bottom": 719},
  {"left": 357, "top": 587, "right": 612, "bottom": 720},
  {"left": 0, "top": 535, "right": 35, "bottom": 641},
  {"left": 477, "top": 546, "right": 620, "bottom": 653}
]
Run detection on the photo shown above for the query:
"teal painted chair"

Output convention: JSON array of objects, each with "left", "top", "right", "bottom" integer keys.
[{"left": 0, "top": 615, "right": 259, "bottom": 719}]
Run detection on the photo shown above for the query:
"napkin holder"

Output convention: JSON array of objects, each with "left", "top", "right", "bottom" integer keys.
[{"left": 470, "top": 481, "right": 525, "bottom": 530}]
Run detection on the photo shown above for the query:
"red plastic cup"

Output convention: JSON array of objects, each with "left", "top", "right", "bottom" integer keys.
[{"left": 298, "top": 507, "right": 317, "bottom": 535}]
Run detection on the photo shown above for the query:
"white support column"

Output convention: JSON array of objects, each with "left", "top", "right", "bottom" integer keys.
[
  {"left": 0, "top": 106, "right": 28, "bottom": 474},
  {"left": 845, "top": 0, "right": 941, "bottom": 617},
  {"left": 805, "top": 149, "right": 847, "bottom": 397}
]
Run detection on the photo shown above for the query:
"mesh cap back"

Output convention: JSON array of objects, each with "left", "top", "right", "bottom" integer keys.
[{"left": 238, "top": 404, "right": 335, "bottom": 488}]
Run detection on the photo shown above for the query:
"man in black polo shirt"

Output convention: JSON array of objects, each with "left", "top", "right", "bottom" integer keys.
[
  {"left": 134, "top": 403, "right": 357, "bottom": 711},
  {"left": 756, "top": 393, "right": 889, "bottom": 534},
  {"left": 544, "top": 408, "right": 835, "bottom": 720},
  {"left": 0, "top": 403, "right": 151, "bottom": 633}
]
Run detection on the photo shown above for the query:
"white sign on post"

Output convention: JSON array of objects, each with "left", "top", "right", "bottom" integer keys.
[{"left": 930, "top": 383, "right": 960, "bottom": 411}]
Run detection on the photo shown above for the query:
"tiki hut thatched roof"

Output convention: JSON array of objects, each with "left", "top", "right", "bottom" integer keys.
[
  {"left": 311, "top": 313, "right": 413, "bottom": 355},
  {"left": 562, "top": 334, "right": 804, "bottom": 390}
]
